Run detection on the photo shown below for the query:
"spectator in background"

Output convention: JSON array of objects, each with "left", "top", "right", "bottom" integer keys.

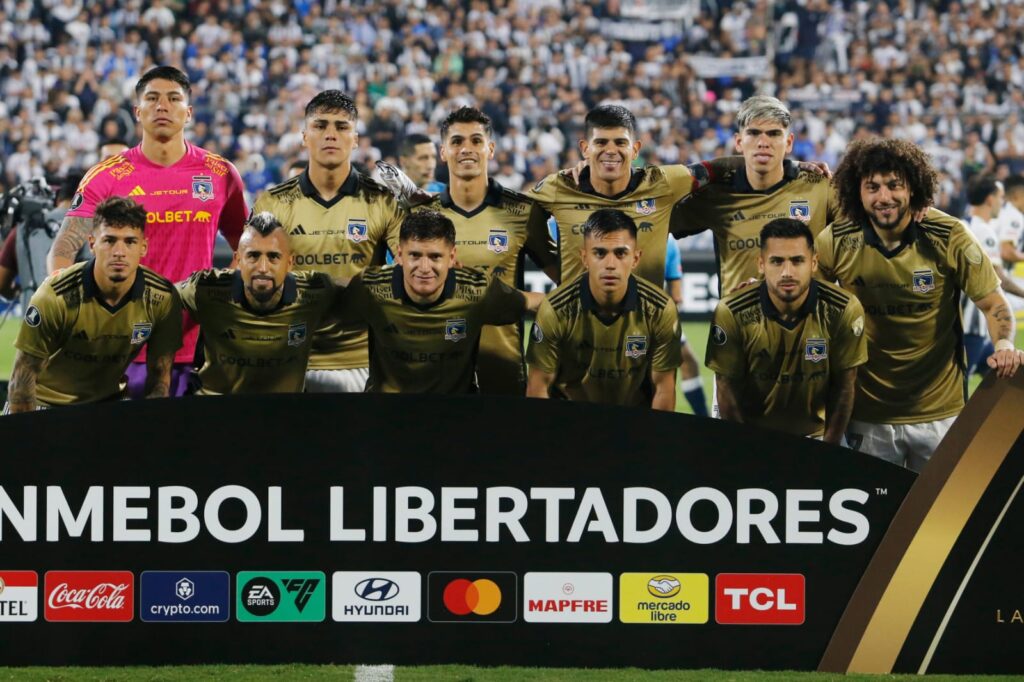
[{"left": 397, "top": 132, "right": 443, "bottom": 192}]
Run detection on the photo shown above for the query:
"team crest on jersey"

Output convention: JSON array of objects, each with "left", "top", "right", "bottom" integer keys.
[
  {"left": 912, "top": 269, "right": 934, "bottom": 293},
  {"left": 445, "top": 318, "right": 467, "bottom": 342},
  {"left": 288, "top": 322, "right": 307, "bottom": 347},
  {"left": 131, "top": 323, "right": 153, "bottom": 345},
  {"left": 635, "top": 199, "right": 656, "bottom": 215},
  {"left": 804, "top": 338, "right": 827, "bottom": 363},
  {"left": 347, "top": 220, "right": 368, "bottom": 243},
  {"left": 789, "top": 200, "right": 811, "bottom": 222},
  {"left": 625, "top": 335, "right": 648, "bottom": 358},
  {"left": 192, "top": 176, "right": 214, "bottom": 202},
  {"left": 487, "top": 230, "right": 509, "bottom": 253}
]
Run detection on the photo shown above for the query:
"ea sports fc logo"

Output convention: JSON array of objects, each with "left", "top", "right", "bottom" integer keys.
[
  {"left": 444, "top": 578, "right": 502, "bottom": 616},
  {"left": 427, "top": 571, "right": 517, "bottom": 623}
]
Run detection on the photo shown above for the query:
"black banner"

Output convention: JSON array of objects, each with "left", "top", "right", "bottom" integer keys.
[{"left": 0, "top": 395, "right": 914, "bottom": 668}]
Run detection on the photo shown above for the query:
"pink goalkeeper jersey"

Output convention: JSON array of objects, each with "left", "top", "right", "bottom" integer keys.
[{"left": 67, "top": 142, "right": 247, "bottom": 363}]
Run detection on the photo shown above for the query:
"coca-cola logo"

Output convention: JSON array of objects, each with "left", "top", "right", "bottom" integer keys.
[
  {"left": 48, "top": 582, "right": 129, "bottom": 610},
  {"left": 44, "top": 571, "right": 134, "bottom": 622}
]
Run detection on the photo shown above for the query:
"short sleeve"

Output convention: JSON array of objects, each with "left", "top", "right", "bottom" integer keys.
[
  {"left": 526, "top": 298, "right": 562, "bottom": 374},
  {"left": 14, "top": 283, "right": 68, "bottom": 360},
  {"left": 65, "top": 163, "right": 112, "bottom": 218},
  {"left": 650, "top": 298, "right": 683, "bottom": 373},
  {"left": 527, "top": 173, "right": 559, "bottom": 209},
  {"left": 175, "top": 273, "right": 200, "bottom": 316},
  {"left": 147, "top": 287, "right": 184, "bottom": 358},
  {"left": 949, "top": 222, "right": 1000, "bottom": 302},
  {"left": 815, "top": 226, "right": 837, "bottom": 282},
  {"left": 705, "top": 301, "right": 744, "bottom": 380},
  {"left": 661, "top": 164, "right": 697, "bottom": 204},
  {"left": 831, "top": 293, "right": 868, "bottom": 372}
]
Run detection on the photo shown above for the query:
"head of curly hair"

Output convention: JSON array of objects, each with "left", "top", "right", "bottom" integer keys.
[{"left": 833, "top": 138, "right": 938, "bottom": 226}]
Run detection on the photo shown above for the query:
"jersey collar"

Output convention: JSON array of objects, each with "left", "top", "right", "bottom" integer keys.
[
  {"left": 759, "top": 278, "right": 819, "bottom": 330},
  {"left": 298, "top": 167, "right": 360, "bottom": 209},
  {"left": 82, "top": 259, "right": 146, "bottom": 314},
  {"left": 391, "top": 265, "right": 457, "bottom": 309},
  {"left": 438, "top": 178, "right": 504, "bottom": 218},
  {"left": 231, "top": 270, "right": 298, "bottom": 313},
  {"left": 578, "top": 166, "right": 645, "bottom": 200},
  {"left": 733, "top": 159, "right": 800, "bottom": 194},
  {"left": 581, "top": 273, "right": 639, "bottom": 324},
  {"left": 861, "top": 219, "right": 919, "bottom": 258}
]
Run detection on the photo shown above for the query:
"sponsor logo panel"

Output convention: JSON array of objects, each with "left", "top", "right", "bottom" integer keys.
[
  {"left": 236, "top": 571, "right": 325, "bottom": 622},
  {"left": 428, "top": 571, "right": 516, "bottom": 623},
  {"left": 619, "top": 573, "right": 708, "bottom": 624},
  {"left": 0, "top": 571, "right": 37, "bottom": 622},
  {"left": 715, "top": 573, "right": 805, "bottom": 625},
  {"left": 332, "top": 571, "right": 421, "bottom": 622},
  {"left": 523, "top": 572, "right": 612, "bottom": 623},
  {"left": 140, "top": 571, "right": 230, "bottom": 623},
  {"left": 44, "top": 571, "right": 134, "bottom": 622}
]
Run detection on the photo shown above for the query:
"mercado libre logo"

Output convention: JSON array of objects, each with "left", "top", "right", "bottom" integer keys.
[{"left": 428, "top": 572, "right": 517, "bottom": 623}]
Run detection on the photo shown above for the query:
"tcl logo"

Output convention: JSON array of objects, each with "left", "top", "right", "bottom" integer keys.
[
  {"left": 715, "top": 573, "right": 804, "bottom": 625},
  {"left": 45, "top": 571, "right": 134, "bottom": 622}
]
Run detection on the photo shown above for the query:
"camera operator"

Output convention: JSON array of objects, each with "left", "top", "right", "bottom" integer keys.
[{"left": 0, "top": 172, "right": 84, "bottom": 309}]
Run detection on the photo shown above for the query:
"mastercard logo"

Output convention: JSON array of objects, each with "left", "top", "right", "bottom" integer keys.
[
  {"left": 428, "top": 571, "right": 517, "bottom": 623},
  {"left": 443, "top": 578, "right": 502, "bottom": 616}
]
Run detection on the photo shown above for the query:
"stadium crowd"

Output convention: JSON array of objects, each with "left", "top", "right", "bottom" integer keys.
[{"left": 2, "top": 0, "right": 1024, "bottom": 216}]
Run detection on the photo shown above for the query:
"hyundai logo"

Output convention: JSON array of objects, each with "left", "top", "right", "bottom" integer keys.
[{"left": 355, "top": 578, "right": 400, "bottom": 602}]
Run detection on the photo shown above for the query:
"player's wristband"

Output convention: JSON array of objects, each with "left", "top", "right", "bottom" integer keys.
[{"left": 995, "top": 339, "right": 1015, "bottom": 353}]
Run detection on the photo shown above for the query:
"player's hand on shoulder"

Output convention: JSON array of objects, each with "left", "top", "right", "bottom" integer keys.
[
  {"left": 728, "top": 277, "right": 760, "bottom": 294},
  {"left": 798, "top": 160, "right": 832, "bottom": 179}
]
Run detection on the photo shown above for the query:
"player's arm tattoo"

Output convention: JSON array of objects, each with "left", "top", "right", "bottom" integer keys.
[
  {"left": 715, "top": 374, "right": 744, "bottom": 423},
  {"left": 824, "top": 368, "right": 857, "bottom": 445},
  {"left": 47, "top": 216, "right": 94, "bottom": 272},
  {"left": 977, "top": 289, "right": 1016, "bottom": 343},
  {"left": 7, "top": 351, "right": 47, "bottom": 413},
  {"left": 144, "top": 352, "right": 175, "bottom": 398}
]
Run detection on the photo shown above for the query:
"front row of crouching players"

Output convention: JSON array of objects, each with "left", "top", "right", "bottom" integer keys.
[{"left": 182, "top": 209, "right": 544, "bottom": 394}]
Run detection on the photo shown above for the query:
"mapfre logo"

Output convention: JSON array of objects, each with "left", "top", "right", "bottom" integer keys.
[
  {"left": 44, "top": 571, "right": 133, "bottom": 622},
  {"left": 524, "top": 572, "right": 612, "bottom": 623},
  {"left": 715, "top": 573, "right": 805, "bottom": 625}
]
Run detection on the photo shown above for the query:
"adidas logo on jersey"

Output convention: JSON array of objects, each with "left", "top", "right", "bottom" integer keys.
[
  {"left": 128, "top": 186, "right": 146, "bottom": 197},
  {"left": 290, "top": 225, "right": 307, "bottom": 236},
  {"left": 730, "top": 210, "right": 746, "bottom": 222}
]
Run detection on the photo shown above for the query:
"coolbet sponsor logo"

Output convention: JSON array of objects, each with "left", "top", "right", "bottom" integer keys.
[
  {"left": 146, "top": 210, "right": 211, "bottom": 224},
  {"left": 44, "top": 571, "right": 133, "bottom": 622},
  {"left": 428, "top": 572, "right": 517, "bottom": 623},
  {"left": 0, "top": 571, "right": 38, "bottom": 621},
  {"left": 236, "top": 571, "right": 325, "bottom": 622},
  {"left": 332, "top": 571, "right": 421, "bottom": 622},
  {"left": 523, "top": 572, "right": 612, "bottom": 623},
  {"left": 715, "top": 573, "right": 805, "bottom": 625},
  {"left": 140, "top": 571, "right": 230, "bottom": 623},
  {"left": 619, "top": 573, "right": 708, "bottom": 624}
]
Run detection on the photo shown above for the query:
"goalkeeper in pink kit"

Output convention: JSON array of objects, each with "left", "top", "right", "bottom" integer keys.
[{"left": 49, "top": 66, "right": 248, "bottom": 397}]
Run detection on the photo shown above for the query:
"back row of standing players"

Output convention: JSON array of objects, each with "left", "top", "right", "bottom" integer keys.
[{"left": 17, "top": 66, "right": 1024, "bottom": 473}]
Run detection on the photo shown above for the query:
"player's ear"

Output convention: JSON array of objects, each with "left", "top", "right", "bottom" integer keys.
[
  {"left": 487, "top": 139, "right": 496, "bottom": 159},
  {"left": 734, "top": 132, "right": 743, "bottom": 154},
  {"left": 185, "top": 104, "right": 193, "bottom": 125},
  {"left": 630, "top": 138, "right": 641, "bottom": 159},
  {"left": 757, "top": 253, "right": 765, "bottom": 276},
  {"left": 449, "top": 244, "right": 458, "bottom": 267},
  {"left": 632, "top": 248, "right": 641, "bottom": 267},
  {"left": 785, "top": 132, "right": 794, "bottom": 154},
  {"left": 810, "top": 251, "right": 819, "bottom": 274},
  {"left": 139, "top": 234, "right": 148, "bottom": 259},
  {"left": 578, "top": 138, "right": 589, "bottom": 157},
  {"left": 394, "top": 244, "right": 404, "bottom": 267},
  {"left": 352, "top": 129, "right": 359, "bottom": 149}
]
